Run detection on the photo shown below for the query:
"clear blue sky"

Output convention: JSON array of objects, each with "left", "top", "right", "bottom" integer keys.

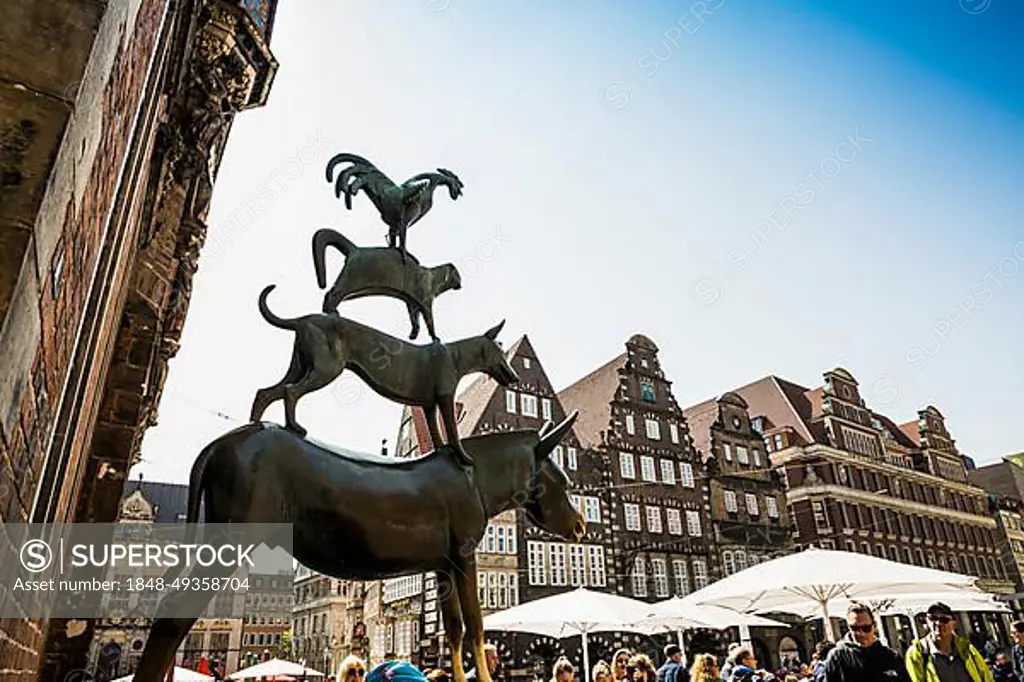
[{"left": 137, "top": 0, "right": 1024, "bottom": 483}]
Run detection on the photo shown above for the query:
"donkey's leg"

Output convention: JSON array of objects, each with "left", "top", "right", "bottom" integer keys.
[
  {"left": 454, "top": 560, "right": 491, "bottom": 682},
  {"left": 437, "top": 569, "right": 467, "bottom": 682},
  {"left": 132, "top": 617, "right": 198, "bottom": 682}
]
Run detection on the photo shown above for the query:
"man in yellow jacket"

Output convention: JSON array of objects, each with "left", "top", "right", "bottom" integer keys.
[{"left": 905, "top": 602, "right": 994, "bottom": 682}]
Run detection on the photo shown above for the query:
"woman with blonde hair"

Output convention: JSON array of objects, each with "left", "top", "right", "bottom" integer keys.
[
  {"left": 338, "top": 654, "right": 367, "bottom": 682},
  {"left": 592, "top": 660, "right": 613, "bottom": 682},
  {"left": 689, "top": 653, "right": 719, "bottom": 682},
  {"left": 550, "top": 657, "right": 575, "bottom": 682},
  {"left": 627, "top": 654, "right": 656, "bottom": 682}
]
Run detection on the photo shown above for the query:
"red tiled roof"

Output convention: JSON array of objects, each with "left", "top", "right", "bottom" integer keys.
[
  {"left": 726, "top": 376, "right": 818, "bottom": 446},
  {"left": 556, "top": 352, "right": 628, "bottom": 449},
  {"left": 681, "top": 399, "right": 718, "bottom": 462},
  {"left": 898, "top": 419, "right": 921, "bottom": 445}
]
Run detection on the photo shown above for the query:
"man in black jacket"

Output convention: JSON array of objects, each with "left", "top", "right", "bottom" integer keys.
[{"left": 824, "top": 602, "right": 910, "bottom": 682}]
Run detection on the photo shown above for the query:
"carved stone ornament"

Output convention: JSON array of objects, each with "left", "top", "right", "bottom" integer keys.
[{"left": 119, "top": 490, "right": 154, "bottom": 521}]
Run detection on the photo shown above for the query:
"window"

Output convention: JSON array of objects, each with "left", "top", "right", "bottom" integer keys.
[
  {"left": 685, "top": 511, "right": 702, "bottom": 536},
  {"left": 723, "top": 443, "right": 732, "bottom": 461},
  {"left": 522, "top": 357, "right": 531, "bottom": 369},
  {"left": 692, "top": 559, "right": 709, "bottom": 589},
  {"left": 645, "top": 419, "right": 661, "bottom": 440},
  {"left": 528, "top": 542, "right": 546, "bottom": 585},
  {"left": 652, "top": 558, "right": 669, "bottom": 597},
  {"left": 569, "top": 545, "right": 586, "bottom": 586},
  {"left": 486, "top": 525, "right": 496, "bottom": 552},
  {"left": 670, "top": 423, "right": 680, "bottom": 444},
  {"left": 521, "top": 394, "right": 538, "bottom": 418},
  {"left": 646, "top": 506, "right": 663, "bottom": 533},
  {"left": 666, "top": 508, "right": 682, "bottom": 535},
  {"left": 765, "top": 496, "right": 779, "bottom": 519},
  {"left": 640, "top": 456, "right": 657, "bottom": 482},
  {"left": 660, "top": 460, "right": 676, "bottom": 484},
  {"left": 567, "top": 447, "right": 578, "bottom": 470},
  {"left": 497, "top": 525, "right": 506, "bottom": 553},
  {"left": 745, "top": 493, "right": 759, "bottom": 517},
  {"left": 625, "top": 415, "right": 635, "bottom": 435},
  {"left": 541, "top": 398, "right": 552, "bottom": 421},
  {"left": 498, "top": 572, "right": 508, "bottom": 608},
  {"left": 736, "top": 446, "right": 749, "bottom": 464},
  {"left": 506, "top": 391, "right": 517, "bottom": 413},
  {"left": 724, "top": 490, "right": 738, "bottom": 514},
  {"left": 588, "top": 546, "right": 607, "bottom": 587},
  {"left": 735, "top": 550, "right": 748, "bottom": 572},
  {"left": 624, "top": 503, "right": 641, "bottom": 531},
  {"left": 752, "top": 449, "right": 762, "bottom": 467},
  {"left": 632, "top": 558, "right": 647, "bottom": 597},
  {"left": 723, "top": 551, "right": 736, "bottom": 576},
  {"left": 583, "top": 497, "right": 601, "bottom": 523},
  {"left": 679, "top": 462, "right": 695, "bottom": 488},
  {"left": 670, "top": 559, "right": 690, "bottom": 596},
  {"left": 620, "top": 452, "right": 635, "bottom": 479},
  {"left": 553, "top": 446, "right": 564, "bottom": 468},
  {"left": 813, "top": 501, "right": 829, "bottom": 529},
  {"left": 549, "top": 544, "right": 567, "bottom": 585},
  {"left": 507, "top": 526, "right": 517, "bottom": 554},
  {"left": 640, "top": 380, "right": 656, "bottom": 403}
]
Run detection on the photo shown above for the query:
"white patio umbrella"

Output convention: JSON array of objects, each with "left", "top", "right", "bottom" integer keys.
[
  {"left": 631, "top": 597, "right": 790, "bottom": 664},
  {"left": 229, "top": 658, "right": 325, "bottom": 679},
  {"left": 112, "top": 667, "right": 213, "bottom": 681},
  {"left": 684, "top": 548, "right": 980, "bottom": 641},
  {"left": 483, "top": 587, "right": 657, "bottom": 682}
]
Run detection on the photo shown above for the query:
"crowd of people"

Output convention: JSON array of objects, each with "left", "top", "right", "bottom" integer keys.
[{"left": 327, "top": 602, "right": 1024, "bottom": 682}]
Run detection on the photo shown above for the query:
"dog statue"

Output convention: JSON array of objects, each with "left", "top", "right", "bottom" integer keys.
[
  {"left": 312, "top": 228, "right": 462, "bottom": 341},
  {"left": 249, "top": 285, "right": 520, "bottom": 466}
]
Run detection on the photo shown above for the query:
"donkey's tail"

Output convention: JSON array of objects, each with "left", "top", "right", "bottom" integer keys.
[
  {"left": 157, "top": 439, "right": 219, "bottom": 587},
  {"left": 312, "top": 228, "right": 356, "bottom": 289},
  {"left": 257, "top": 285, "right": 301, "bottom": 330}
]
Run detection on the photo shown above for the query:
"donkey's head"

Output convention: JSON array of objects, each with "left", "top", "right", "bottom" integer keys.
[
  {"left": 521, "top": 411, "right": 586, "bottom": 543},
  {"left": 472, "top": 320, "right": 519, "bottom": 386}
]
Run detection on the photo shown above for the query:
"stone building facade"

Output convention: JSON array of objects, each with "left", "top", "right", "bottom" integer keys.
[
  {"left": 719, "top": 367, "right": 1014, "bottom": 644},
  {"left": 1, "top": 0, "right": 278, "bottom": 677},
  {"left": 292, "top": 566, "right": 365, "bottom": 675},
  {"left": 240, "top": 570, "right": 295, "bottom": 667}
]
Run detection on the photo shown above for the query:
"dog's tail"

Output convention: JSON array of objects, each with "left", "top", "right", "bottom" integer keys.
[
  {"left": 312, "top": 228, "right": 356, "bottom": 289},
  {"left": 258, "top": 284, "right": 301, "bottom": 330}
]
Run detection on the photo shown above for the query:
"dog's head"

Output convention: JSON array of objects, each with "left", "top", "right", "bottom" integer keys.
[{"left": 477, "top": 320, "right": 519, "bottom": 386}]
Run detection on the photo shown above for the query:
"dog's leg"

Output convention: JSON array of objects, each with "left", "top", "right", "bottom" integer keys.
[
  {"left": 424, "top": 404, "right": 445, "bottom": 453},
  {"left": 250, "top": 347, "right": 303, "bottom": 423},
  {"left": 422, "top": 303, "right": 440, "bottom": 342},
  {"left": 440, "top": 398, "right": 473, "bottom": 466},
  {"left": 407, "top": 300, "right": 421, "bottom": 341},
  {"left": 283, "top": 338, "right": 345, "bottom": 437}
]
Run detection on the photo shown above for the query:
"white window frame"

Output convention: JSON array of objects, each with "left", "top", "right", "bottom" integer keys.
[
  {"left": 549, "top": 543, "right": 567, "bottom": 586},
  {"left": 569, "top": 545, "right": 586, "bottom": 587},
  {"left": 666, "top": 508, "right": 682, "bottom": 535},
  {"left": 660, "top": 460, "right": 676, "bottom": 485},
  {"left": 669, "top": 423, "right": 680, "bottom": 444},
  {"left": 619, "top": 452, "right": 635, "bottom": 479},
  {"left": 521, "top": 394, "right": 538, "bottom": 418},
  {"left": 645, "top": 418, "right": 661, "bottom": 440},
  {"left": 588, "top": 546, "right": 607, "bottom": 587},
  {"left": 645, "top": 506, "right": 663, "bottom": 534},
  {"left": 736, "top": 445, "right": 749, "bottom": 464},
  {"left": 566, "top": 447, "right": 578, "bottom": 470},
  {"left": 672, "top": 559, "right": 690, "bottom": 596},
  {"left": 722, "top": 550, "right": 735, "bottom": 576},
  {"left": 505, "top": 390, "right": 517, "bottom": 414},
  {"left": 723, "top": 443, "right": 732, "bottom": 461},
  {"left": 685, "top": 510, "right": 702, "bottom": 537},
  {"left": 640, "top": 456, "right": 657, "bottom": 482},
  {"left": 624, "top": 503, "right": 641, "bottom": 531},
  {"left": 528, "top": 541, "right": 546, "bottom": 585},
  {"left": 692, "top": 558, "right": 709, "bottom": 589},
  {"left": 583, "top": 497, "right": 601, "bottom": 523},
  {"left": 679, "top": 462, "right": 695, "bottom": 488},
  {"left": 745, "top": 493, "right": 759, "bottom": 517},
  {"left": 652, "top": 558, "right": 669, "bottom": 598},
  {"left": 541, "top": 398, "right": 552, "bottom": 421},
  {"left": 507, "top": 525, "right": 517, "bottom": 554},
  {"left": 631, "top": 557, "right": 647, "bottom": 597},
  {"left": 765, "top": 496, "right": 779, "bottom": 519},
  {"left": 553, "top": 445, "right": 564, "bottom": 468},
  {"left": 752, "top": 448, "right": 762, "bottom": 467},
  {"left": 625, "top": 414, "right": 635, "bottom": 435}
]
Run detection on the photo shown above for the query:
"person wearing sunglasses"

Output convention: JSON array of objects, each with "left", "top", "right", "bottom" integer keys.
[
  {"left": 905, "top": 602, "right": 994, "bottom": 682},
  {"left": 823, "top": 602, "right": 909, "bottom": 682}
]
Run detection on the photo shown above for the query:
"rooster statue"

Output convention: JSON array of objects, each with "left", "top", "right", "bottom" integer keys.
[{"left": 325, "top": 153, "right": 464, "bottom": 262}]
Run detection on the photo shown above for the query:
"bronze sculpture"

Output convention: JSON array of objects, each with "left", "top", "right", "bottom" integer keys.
[
  {"left": 248, "top": 285, "right": 518, "bottom": 464},
  {"left": 312, "top": 227, "right": 462, "bottom": 341},
  {"left": 325, "top": 153, "right": 464, "bottom": 262},
  {"left": 131, "top": 416, "right": 585, "bottom": 682}
]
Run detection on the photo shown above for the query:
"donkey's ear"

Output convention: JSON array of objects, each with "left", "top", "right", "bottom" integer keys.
[{"left": 484, "top": 320, "right": 506, "bottom": 340}]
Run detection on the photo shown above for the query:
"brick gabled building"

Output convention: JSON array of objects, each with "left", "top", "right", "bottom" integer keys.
[
  {"left": 682, "top": 392, "right": 792, "bottom": 577},
  {"left": 558, "top": 334, "right": 712, "bottom": 605}
]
